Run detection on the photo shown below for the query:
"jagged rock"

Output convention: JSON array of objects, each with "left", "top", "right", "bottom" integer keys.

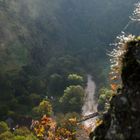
[{"left": 90, "top": 38, "right": 140, "bottom": 140}]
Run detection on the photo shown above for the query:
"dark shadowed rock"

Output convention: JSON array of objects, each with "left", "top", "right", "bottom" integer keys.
[{"left": 90, "top": 38, "right": 140, "bottom": 140}]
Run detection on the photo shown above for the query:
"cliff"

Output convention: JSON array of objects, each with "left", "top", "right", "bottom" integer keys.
[{"left": 90, "top": 37, "right": 140, "bottom": 140}]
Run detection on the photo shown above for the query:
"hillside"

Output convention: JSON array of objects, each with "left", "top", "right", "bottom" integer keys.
[{"left": 0, "top": 0, "right": 139, "bottom": 139}]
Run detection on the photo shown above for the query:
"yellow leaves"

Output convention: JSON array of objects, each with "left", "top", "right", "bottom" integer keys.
[
  {"left": 109, "top": 61, "right": 121, "bottom": 91},
  {"left": 55, "top": 127, "right": 75, "bottom": 140},
  {"left": 109, "top": 74, "right": 120, "bottom": 91},
  {"left": 32, "top": 115, "right": 78, "bottom": 140},
  {"left": 95, "top": 119, "right": 103, "bottom": 127},
  {"left": 48, "top": 131, "right": 54, "bottom": 139},
  {"left": 34, "top": 125, "right": 45, "bottom": 137},
  {"left": 68, "top": 117, "right": 77, "bottom": 125},
  {"left": 33, "top": 115, "right": 56, "bottom": 139},
  {"left": 110, "top": 75, "right": 118, "bottom": 81},
  {"left": 57, "top": 127, "right": 71, "bottom": 136}
]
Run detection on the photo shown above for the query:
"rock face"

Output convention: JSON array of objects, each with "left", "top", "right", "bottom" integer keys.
[{"left": 90, "top": 38, "right": 140, "bottom": 140}]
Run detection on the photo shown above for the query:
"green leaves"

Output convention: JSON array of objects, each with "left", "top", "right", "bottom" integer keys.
[
  {"left": 59, "top": 85, "right": 84, "bottom": 113},
  {"left": 32, "top": 100, "right": 53, "bottom": 119}
]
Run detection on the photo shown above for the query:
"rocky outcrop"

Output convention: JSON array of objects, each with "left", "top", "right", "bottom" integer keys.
[{"left": 90, "top": 37, "right": 140, "bottom": 140}]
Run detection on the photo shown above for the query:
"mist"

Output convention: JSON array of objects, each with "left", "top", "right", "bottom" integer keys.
[{"left": 0, "top": 0, "right": 139, "bottom": 139}]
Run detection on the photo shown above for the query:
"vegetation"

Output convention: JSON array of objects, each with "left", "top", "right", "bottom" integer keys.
[
  {"left": 32, "top": 114, "right": 79, "bottom": 139},
  {"left": 0, "top": 122, "right": 38, "bottom": 140},
  {"left": 0, "top": 0, "right": 139, "bottom": 139},
  {"left": 59, "top": 85, "right": 85, "bottom": 113},
  {"left": 97, "top": 88, "right": 114, "bottom": 112},
  {"left": 32, "top": 100, "right": 53, "bottom": 119}
]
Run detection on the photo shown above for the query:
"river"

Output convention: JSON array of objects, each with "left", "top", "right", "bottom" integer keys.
[{"left": 82, "top": 75, "right": 98, "bottom": 129}]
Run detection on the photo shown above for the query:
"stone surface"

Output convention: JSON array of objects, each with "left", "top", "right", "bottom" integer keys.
[{"left": 90, "top": 38, "right": 140, "bottom": 140}]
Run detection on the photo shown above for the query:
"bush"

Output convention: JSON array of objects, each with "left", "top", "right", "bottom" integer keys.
[
  {"left": 32, "top": 100, "right": 53, "bottom": 118},
  {"left": 0, "top": 122, "right": 9, "bottom": 134},
  {"left": 59, "top": 85, "right": 84, "bottom": 113},
  {"left": 0, "top": 131, "right": 14, "bottom": 140},
  {"left": 14, "top": 127, "right": 31, "bottom": 137}
]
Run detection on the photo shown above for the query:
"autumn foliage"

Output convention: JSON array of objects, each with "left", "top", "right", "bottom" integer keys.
[{"left": 32, "top": 115, "right": 79, "bottom": 140}]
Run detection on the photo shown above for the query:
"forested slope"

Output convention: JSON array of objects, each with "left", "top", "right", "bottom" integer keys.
[{"left": 0, "top": 0, "right": 138, "bottom": 120}]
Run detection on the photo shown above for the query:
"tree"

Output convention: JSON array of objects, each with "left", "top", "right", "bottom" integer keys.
[
  {"left": 97, "top": 88, "right": 114, "bottom": 111},
  {"left": 48, "top": 73, "right": 64, "bottom": 97},
  {"left": 32, "top": 100, "right": 53, "bottom": 119},
  {"left": 0, "top": 131, "right": 14, "bottom": 140},
  {"left": 0, "top": 122, "right": 9, "bottom": 134},
  {"left": 59, "top": 85, "right": 84, "bottom": 113},
  {"left": 0, "top": 122, "right": 38, "bottom": 140},
  {"left": 67, "top": 74, "right": 84, "bottom": 86}
]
